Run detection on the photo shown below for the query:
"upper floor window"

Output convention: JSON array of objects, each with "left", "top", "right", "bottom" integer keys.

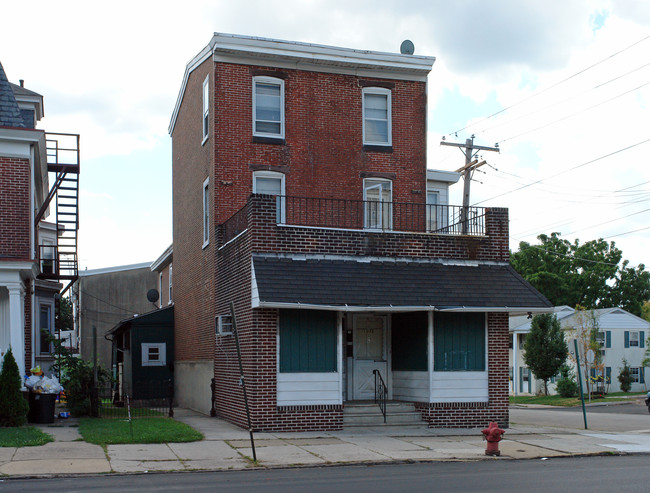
[
  {"left": 363, "top": 178, "right": 392, "bottom": 230},
  {"left": 625, "top": 330, "right": 644, "bottom": 348},
  {"left": 39, "top": 303, "right": 54, "bottom": 355},
  {"left": 202, "top": 75, "right": 209, "bottom": 143},
  {"left": 159, "top": 272, "right": 163, "bottom": 308},
  {"left": 426, "top": 190, "right": 439, "bottom": 232},
  {"left": 202, "top": 178, "right": 210, "bottom": 248},
  {"left": 362, "top": 87, "right": 391, "bottom": 146},
  {"left": 168, "top": 264, "right": 173, "bottom": 305},
  {"left": 253, "top": 170, "right": 286, "bottom": 223},
  {"left": 253, "top": 77, "right": 284, "bottom": 139}
]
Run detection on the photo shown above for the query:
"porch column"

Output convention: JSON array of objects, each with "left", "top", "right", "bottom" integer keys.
[
  {"left": 7, "top": 283, "right": 26, "bottom": 378},
  {"left": 512, "top": 332, "right": 518, "bottom": 396},
  {"left": 337, "top": 311, "right": 343, "bottom": 404}
]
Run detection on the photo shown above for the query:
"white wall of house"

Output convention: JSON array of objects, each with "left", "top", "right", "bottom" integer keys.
[{"left": 392, "top": 371, "right": 428, "bottom": 401}]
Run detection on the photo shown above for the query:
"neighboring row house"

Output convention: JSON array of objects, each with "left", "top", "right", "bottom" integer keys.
[
  {"left": 169, "top": 34, "right": 551, "bottom": 430},
  {"left": 0, "top": 61, "right": 79, "bottom": 376},
  {"left": 511, "top": 306, "right": 649, "bottom": 395}
]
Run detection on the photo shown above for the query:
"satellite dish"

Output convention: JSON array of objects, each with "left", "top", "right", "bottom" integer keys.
[
  {"left": 400, "top": 40, "right": 415, "bottom": 55},
  {"left": 147, "top": 289, "right": 160, "bottom": 303}
]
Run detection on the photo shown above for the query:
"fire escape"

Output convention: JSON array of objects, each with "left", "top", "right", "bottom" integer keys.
[{"left": 35, "top": 133, "right": 80, "bottom": 295}]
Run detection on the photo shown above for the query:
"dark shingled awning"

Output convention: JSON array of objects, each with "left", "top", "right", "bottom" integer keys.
[{"left": 252, "top": 255, "right": 552, "bottom": 312}]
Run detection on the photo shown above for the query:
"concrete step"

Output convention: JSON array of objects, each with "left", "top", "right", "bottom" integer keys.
[{"left": 343, "top": 402, "right": 425, "bottom": 427}]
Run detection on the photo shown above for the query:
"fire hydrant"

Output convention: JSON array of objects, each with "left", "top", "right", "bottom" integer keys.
[{"left": 481, "top": 422, "right": 505, "bottom": 456}]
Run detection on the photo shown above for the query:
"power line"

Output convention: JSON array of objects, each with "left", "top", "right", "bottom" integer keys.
[
  {"left": 448, "top": 34, "right": 650, "bottom": 137},
  {"left": 472, "top": 138, "right": 650, "bottom": 206},
  {"left": 510, "top": 237, "right": 619, "bottom": 266},
  {"left": 603, "top": 225, "right": 650, "bottom": 240}
]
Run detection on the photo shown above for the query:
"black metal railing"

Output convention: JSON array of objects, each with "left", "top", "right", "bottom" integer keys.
[
  {"left": 373, "top": 369, "right": 388, "bottom": 423},
  {"left": 279, "top": 196, "right": 486, "bottom": 236},
  {"left": 96, "top": 379, "right": 174, "bottom": 418},
  {"left": 220, "top": 203, "right": 249, "bottom": 244}
]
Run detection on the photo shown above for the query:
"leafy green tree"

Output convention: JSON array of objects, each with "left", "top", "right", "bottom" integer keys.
[
  {"left": 511, "top": 233, "right": 650, "bottom": 316},
  {"left": 618, "top": 359, "right": 633, "bottom": 393},
  {"left": 0, "top": 348, "right": 29, "bottom": 427},
  {"left": 523, "top": 313, "right": 568, "bottom": 395},
  {"left": 55, "top": 295, "right": 73, "bottom": 333},
  {"left": 555, "top": 364, "right": 578, "bottom": 398}
]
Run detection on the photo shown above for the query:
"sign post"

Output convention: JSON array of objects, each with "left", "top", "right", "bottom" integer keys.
[{"left": 574, "top": 339, "right": 588, "bottom": 430}]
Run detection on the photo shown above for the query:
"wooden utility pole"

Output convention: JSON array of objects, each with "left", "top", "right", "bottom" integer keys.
[{"left": 440, "top": 135, "right": 499, "bottom": 234}]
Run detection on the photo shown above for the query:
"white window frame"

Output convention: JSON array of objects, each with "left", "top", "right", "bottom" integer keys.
[
  {"left": 216, "top": 315, "right": 233, "bottom": 335},
  {"left": 142, "top": 343, "right": 166, "bottom": 367},
  {"left": 37, "top": 300, "right": 55, "bottom": 355},
  {"left": 363, "top": 178, "right": 392, "bottom": 230},
  {"left": 631, "top": 367, "right": 641, "bottom": 383},
  {"left": 159, "top": 272, "right": 163, "bottom": 308},
  {"left": 202, "top": 75, "right": 209, "bottom": 144},
  {"left": 252, "top": 76, "right": 285, "bottom": 139},
  {"left": 596, "top": 331, "right": 605, "bottom": 348},
  {"left": 168, "top": 264, "right": 172, "bottom": 305},
  {"left": 362, "top": 87, "right": 392, "bottom": 146},
  {"left": 629, "top": 331, "right": 640, "bottom": 347},
  {"left": 253, "top": 170, "right": 286, "bottom": 223},
  {"left": 202, "top": 177, "right": 210, "bottom": 248},
  {"left": 426, "top": 189, "right": 439, "bottom": 232}
]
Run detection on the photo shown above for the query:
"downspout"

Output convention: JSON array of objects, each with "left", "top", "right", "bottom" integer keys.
[{"left": 512, "top": 332, "right": 518, "bottom": 396}]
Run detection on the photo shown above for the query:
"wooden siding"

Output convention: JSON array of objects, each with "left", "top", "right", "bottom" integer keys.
[
  {"left": 430, "top": 370, "right": 489, "bottom": 402},
  {"left": 392, "top": 370, "right": 428, "bottom": 401},
  {"left": 277, "top": 372, "right": 341, "bottom": 406}
]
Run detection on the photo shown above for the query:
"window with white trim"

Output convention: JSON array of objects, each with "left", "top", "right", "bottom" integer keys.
[
  {"left": 142, "top": 343, "right": 166, "bottom": 366},
  {"left": 216, "top": 315, "right": 233, "bottom": 335},
  {"left": 168, "top": 264, "right": 172, "bottom": 304},
  {"left": 631, "top": 367, "right": 641, "bottom": 383},
  {"left": 362, "top": 87, "right": 391, "bottom": 146},
  {"left": 253, "top": 77, "right": 284, "bottom": 139},
  {"left": 202, "top": 178, "right": 209, "bottom": 248},
  {"left": 253, "top": 170, "right": 286, "bottom": 223},
  {"left": 363, "top": 178, "right": 392, "bottom": 230},
  {"left": 159, "top": 272, "right": 163, "bottom": 308},
  {"left": 202, "top": 75, "right": 209, "bottom": 142},
  {"left": 629, "top": 331, "right": 640, "bottom": 347},
  {"left": 38, "top": 302, "right": 54, "bottom": 355},
  {"left": 426, "top": 190, "right": 439, "bottom": 232}
]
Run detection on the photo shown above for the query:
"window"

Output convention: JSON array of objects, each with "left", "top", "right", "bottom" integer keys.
[
  {"left": 253, "top": 171, "right": 285, "bottom": 223},
  {"left": 253, "top": 77, "right": 284, "bottom": 139},
  {"left": 363, "top": 179, "right": 392, "bottom": 230},
  {"left": 39, "top": 304, "right": 53, "bottom": 355},
  {"left": 631, "top": 367, "right": 641, "bottom": 384},
  {"left": 142, "top": 343, "right": 166, "bottom": 367},
  {"left": 434, "top": 312, "right": 485, "bottom": 371},
  {"left": 158, "top": 272, "right": 163, "bottom": 308},
  {"left": 596, "top": 330, "right": 611, "bottom": 348},
  {"left": 426, "top": 190, "right": 439, "bottom": 232},
  {"left": 41, "top": 239, "right": 55, "bottom": 274},
  {"left": 279, "top": 310, "right": 337, "bottom": 373},
  {"left": 625, "top": 330, "right": 644, "bottom": 348},
  {"left": 362, "top": 87, "right": 391, "bottom": 146},
  {"left": 202, "top": 178, "right": 209, "bottom": 248},
  {"left": 518, "top": 334, "right": 527, "bottom": 350},
  {"left": 168, "top": 264, "right": 172, "bottom": 304},
  {"left": 202, "top": 75, "right": 209, "bottom": 143},
  {"left": 216, "top": 314, "right": 233, "bottom": 335}
]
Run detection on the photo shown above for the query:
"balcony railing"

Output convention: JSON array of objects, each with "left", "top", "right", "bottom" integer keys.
[{"left": 220, "top": 195, "right": 487, "bottom": 244}]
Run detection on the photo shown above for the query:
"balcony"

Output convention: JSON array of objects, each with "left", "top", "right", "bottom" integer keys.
[{"left": 221, "top": 195, "right": 487, "bottom": 245}]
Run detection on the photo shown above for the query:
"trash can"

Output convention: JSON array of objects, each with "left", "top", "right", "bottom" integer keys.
[{"left": 27, "top": 392, "right": 57, "bottom": 424}]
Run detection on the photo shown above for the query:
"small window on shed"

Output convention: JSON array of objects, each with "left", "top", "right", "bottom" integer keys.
[{"left": 142, "top": 343, "right": 166, "bottom": 367}]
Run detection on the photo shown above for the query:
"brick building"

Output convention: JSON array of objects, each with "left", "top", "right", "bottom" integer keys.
[
  {"left": 0, "top": 61, "right": 79, "bottom": 377},
  {"left": 169, "top": 34, "right": 551, "bottom": 430}
]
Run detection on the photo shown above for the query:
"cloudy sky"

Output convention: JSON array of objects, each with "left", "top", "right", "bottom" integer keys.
[{"left": 2, "top": 0, "right": 650, "bottom": 270}]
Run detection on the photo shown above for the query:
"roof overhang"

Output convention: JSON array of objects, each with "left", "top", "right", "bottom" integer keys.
[
  {"left": 251, "top": 254, "right": 552, "bottom": 313},
  {"left": 169, "top": 33, "right": 435, "bottom": 135},
  {"left": 151, "top": 244, "right": 173, "bottom": 272},
  {"left": 427, "top": 169, "right": 461, "bottom": 184}
]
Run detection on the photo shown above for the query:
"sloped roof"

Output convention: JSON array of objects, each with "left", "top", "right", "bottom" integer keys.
[
  {"left": 252, "top": 255, "right": 552, "bottom": 312},
  {"left": 0, "top": 62, "right": 25, "bottom": 127},
  {"left": 509, "top": 306, "right": 650, "bottom": 333}
]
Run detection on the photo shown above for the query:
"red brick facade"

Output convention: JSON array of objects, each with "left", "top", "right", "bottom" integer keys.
[{"left": 0, "top": 156, "right": 31, "bottom": 259}]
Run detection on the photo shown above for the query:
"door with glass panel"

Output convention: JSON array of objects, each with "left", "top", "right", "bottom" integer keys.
[
  {"left": 352, "top": 315, "right": 388, "bottom": 400},
  {"left": 363, "top": 179, "right": 392, "bottom": 230}
]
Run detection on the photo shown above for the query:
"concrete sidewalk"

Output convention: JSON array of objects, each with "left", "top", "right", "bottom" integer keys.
[{"left": 1, "top": 408, "right": 649, "bottom": 478}]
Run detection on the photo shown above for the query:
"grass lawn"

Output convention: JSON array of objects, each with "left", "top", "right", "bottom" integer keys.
[
  {"left": 78, "top": 417, "right": 203, "bottom": 446},
  {"left": 0, "top": 426, "right": 53, "bottom": 447},
  {"left": 510, "top": 391, "right": 647, "bottom": 407}
]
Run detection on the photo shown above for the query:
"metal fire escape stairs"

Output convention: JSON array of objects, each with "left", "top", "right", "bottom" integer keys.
[{"left": 35, "top": 133, "right": 80, "bottom": 295}]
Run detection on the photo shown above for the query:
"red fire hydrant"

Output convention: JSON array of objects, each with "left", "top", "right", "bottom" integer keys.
[{"left": 481, "top": 422, "right": 505, "bottom": 456}]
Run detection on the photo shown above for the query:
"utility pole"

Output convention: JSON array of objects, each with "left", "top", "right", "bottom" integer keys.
[{"left": 440, "top": 135, "right": 499, "bottom": 234}]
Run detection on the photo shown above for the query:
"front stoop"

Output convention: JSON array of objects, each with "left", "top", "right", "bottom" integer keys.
[{"left": 343, "top": 401, "right": 425, "bottom": 427}]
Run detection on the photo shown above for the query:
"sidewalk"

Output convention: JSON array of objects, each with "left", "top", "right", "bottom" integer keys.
[{"left": 1, "top": 408, "right": 649, "bottom": 478}]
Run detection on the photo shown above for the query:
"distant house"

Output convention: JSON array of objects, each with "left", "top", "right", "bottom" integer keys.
[
  {"left": 151, "top": 244, "right": 172, "bottom": 308},
  {"left": 0, "top": 61, "right": 79, "bottom": 377},
  {"left": 72, "top": 263, "right": 158, "bottom": 371},
  {"left": 168, "top": 33, "right": 551, "bottom": 431},
  {"left": 510, "top": 306, "right": 649, "bottom": 394}
]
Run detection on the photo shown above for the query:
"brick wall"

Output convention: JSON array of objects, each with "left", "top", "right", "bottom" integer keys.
[
  {"left": 171, "top": 56, "right": 216, "bottom": 365},
  {"left": 0, "top": 156, "right": 31, "bottom": 259}
]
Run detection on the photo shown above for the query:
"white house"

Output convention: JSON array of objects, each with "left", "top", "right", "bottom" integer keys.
[{"left": 510, "top": 306, "right": 648, "bottom": 395}]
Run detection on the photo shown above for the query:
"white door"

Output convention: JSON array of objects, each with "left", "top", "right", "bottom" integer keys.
[{"left": 352, "top": 315, "right": 388, "bottom": 400}]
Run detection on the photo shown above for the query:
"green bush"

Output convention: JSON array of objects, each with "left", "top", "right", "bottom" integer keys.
[
  {"left": 618, "top": 359, "right": 633, "bottom": 393},
  {"left": 555, "top": 364, "right": 579, "bottom": 398},
  {"left": 0, "top": 348, "right": 29, "bottom": 427}
]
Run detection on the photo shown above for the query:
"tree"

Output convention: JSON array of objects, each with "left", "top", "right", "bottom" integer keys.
[
  {"left": 565, "top": 307, "right": 602, "bottom": 397},
  {"left": 523, "top": 313, "right": 568, "bottom": 395},
  {"left": 555, "top": 364, "right": 578, "bottom": 398},
  {"left": 0, "top": 348, "right": 29, "bottom": 427},
  {"left": 618, "top": 359, "right": 633, "bottom": 393},
  {"left": 511, "top": 233, "right": 650, "bottom": 316},
  {"left": 55, "top": 295, "right": 73, "bottom": 333}
]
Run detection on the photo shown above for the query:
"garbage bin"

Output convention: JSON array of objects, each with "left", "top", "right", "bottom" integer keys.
[{"left": 27, "top": 392, "right": 56, "bottom": 424}]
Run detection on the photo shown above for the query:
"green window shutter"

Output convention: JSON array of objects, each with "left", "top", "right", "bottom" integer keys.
[
  {"left": 279, "top": 309, "right": 337, "bottom": 372},
  {"left": 640, "top": 331, "right": 645, "bottom": 348},
  {"left": 434, "top": 312, "right": 485, "bottom": 371},
  {"left": 606, "top": 367, "right": 611, "bottom": 384},
  {"left": 640, "top": 368, "right": 645, "bottom": 384},
  {"left": 606, "top": 331, "right": 611, "bottom": 348},
  {"left": 519, "top": 366, "right": 523, "bottom": 392},
  {"left": 624, "top": 331, "right": 630, "bottom": 348}
]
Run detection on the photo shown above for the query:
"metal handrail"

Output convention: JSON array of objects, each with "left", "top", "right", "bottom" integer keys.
[{"left": 373, "top": 369, "right": 387, "bottom": 423}]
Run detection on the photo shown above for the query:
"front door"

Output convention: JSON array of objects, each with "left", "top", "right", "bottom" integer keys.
[{"left": 352, "top": 315, "right": 388, "bottom": 400}]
